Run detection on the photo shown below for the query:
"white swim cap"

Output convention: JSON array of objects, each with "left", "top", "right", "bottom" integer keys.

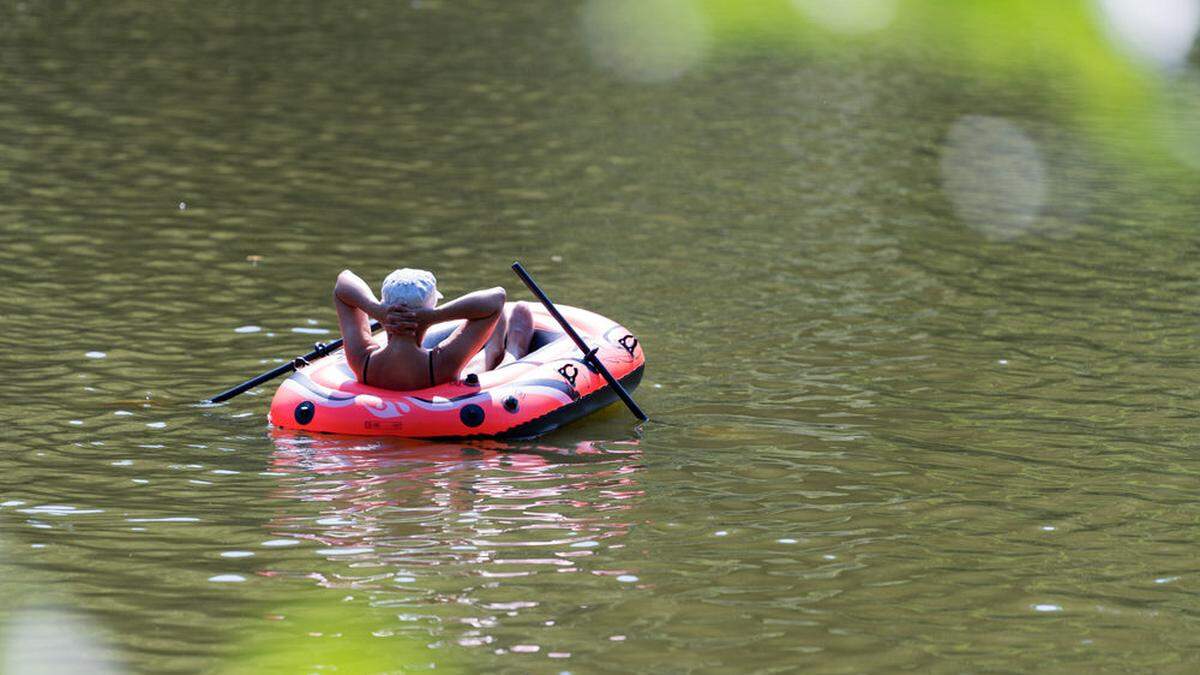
[{"left": 381, "top": 268, "right": 443, "bottom": 308}]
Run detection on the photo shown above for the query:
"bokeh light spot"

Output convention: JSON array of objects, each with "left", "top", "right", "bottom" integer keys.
[
  {"left": 940, "top": 116, "right": 1048, "bottom": 240},
  {"left": 1096, "top": 0, "right": 1200, "bottom": 68},
  {"left": 2, "top": 609, "right": 122, "bottom": 675},
  {"left": 1155, "top": 72, "right": 1200, "bottom": 168},
  {"left": 581, "top": 0, "right": 709, "bottom": 83},
  {"left": 792, "top": 0, "right": 899, "bottom": 34}
]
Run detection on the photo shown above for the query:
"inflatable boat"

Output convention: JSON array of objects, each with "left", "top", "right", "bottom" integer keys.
[{"left": 268, "top": 303, "right": 644, "bottom": 439}]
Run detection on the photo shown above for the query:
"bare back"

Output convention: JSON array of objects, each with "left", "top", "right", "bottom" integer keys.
[
  {"left": 359, "top": 342, "right": 437, "bottom": 391},
  {"left": 332, "top": 269, "right": 506, "bottom": 391}
]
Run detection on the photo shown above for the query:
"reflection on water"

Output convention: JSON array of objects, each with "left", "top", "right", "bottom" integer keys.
[{"left": 265, "top": 434, "right": 643, "bottom": 654}]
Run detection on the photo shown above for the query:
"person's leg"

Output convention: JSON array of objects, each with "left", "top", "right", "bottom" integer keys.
[
  {"left": 467, "top": 303, "right": 535, "bottom": 375},
  {"left": 482, "top": 304, "right": 509, "bottom": 369},
  {"left": 498, "top": 302, "right": 534, "bottom": 366}
]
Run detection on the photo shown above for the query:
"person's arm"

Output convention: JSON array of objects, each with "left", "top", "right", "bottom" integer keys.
[
  {"left": 421, "top": 287, "right": 506, "bottom": 325},
  {"left": 334, "top": 269, "right": 387, "bottom": 323},
  {"left": 333, "top": 270, "right": 383, "bottom": 377}
]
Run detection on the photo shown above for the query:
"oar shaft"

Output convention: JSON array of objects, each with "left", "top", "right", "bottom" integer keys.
[
  {"left": 209, "top": 362, "right": 297, "bottom": 403},
  {"left": 512, "top": 264, "right": 592, "bottom": 355},
  {"left": 207, "top": 320, "right": 380, "bottom": 403},
  {"left": 511, "top": 262, "right": 647, "bottom": 421}
]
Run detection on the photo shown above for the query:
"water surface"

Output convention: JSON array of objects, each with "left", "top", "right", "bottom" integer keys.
[{"left": 2, "top": 2, "right": 1199, "bottom": 672}]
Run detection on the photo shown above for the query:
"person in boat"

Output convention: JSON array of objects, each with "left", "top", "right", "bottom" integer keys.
[{"left": 333, "top": 268, "right": 534, "bottom": 390}]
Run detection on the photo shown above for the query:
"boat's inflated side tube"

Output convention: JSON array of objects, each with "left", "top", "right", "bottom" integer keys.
[{"left": 268, "top": 304, "right": 644, "bottom": 439}]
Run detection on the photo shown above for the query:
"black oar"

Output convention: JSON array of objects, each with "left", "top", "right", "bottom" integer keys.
[
  {"left": 207, "top": 321, "right": 380, "bottom": 403},
  {"left": 511, "top": 261, "right": 647, "bottom": 422}
]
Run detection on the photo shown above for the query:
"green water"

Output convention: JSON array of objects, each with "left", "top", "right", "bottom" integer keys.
[{"left": 3, "top": 1, "right": 1200, "bottom": 672}]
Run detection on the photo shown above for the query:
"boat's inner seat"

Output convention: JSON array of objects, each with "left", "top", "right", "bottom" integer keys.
[{"left": 420, "top": 325, "right": 564, "bottom": 354}]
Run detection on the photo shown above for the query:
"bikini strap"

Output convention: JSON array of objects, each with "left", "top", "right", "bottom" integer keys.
[
  {"left": 428, "top": 349, "right": 436, "bottom": 388},
  {"left": 361, "top": 350, "right": 371, "bottom": 386}
]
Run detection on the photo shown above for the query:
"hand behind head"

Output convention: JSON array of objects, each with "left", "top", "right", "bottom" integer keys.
[{"left": 384, "top": 303, "right": 418, "bottom": 337}]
